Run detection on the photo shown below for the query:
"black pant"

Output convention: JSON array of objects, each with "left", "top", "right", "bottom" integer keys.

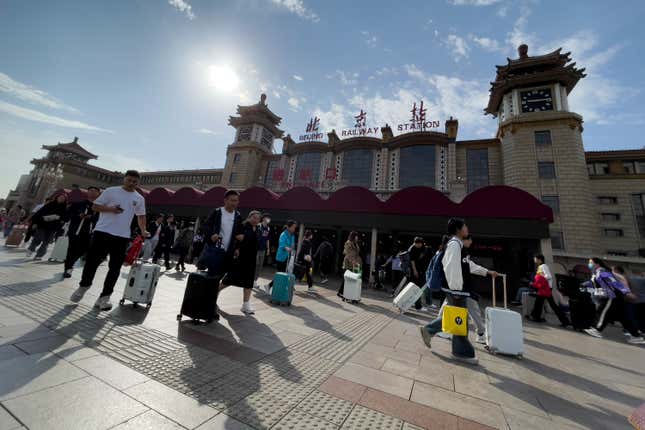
[
  {"left": 28, "top": 228, "right": 55, "bottom": 258},
  {"left": 64, "top": 234, "right": 90, "bottom": 271},
  {"left": 302, "top": 262, "right": 313, "bottom": 288},
  {"left": 153, "top": 244, "right": 171, "bottom": 268},
  {"left": 80, "top": 231, "right": 129, "bottom": 298},
  {"left": 635, "top": 303, "right": 645, "bottom": 332},
  {"left": 596, "top": 297, "right": 640, "bottom": 337},
  {"left": 531, "top": 296, "right": 571, "bottom": 325},
  {"left": 176, "top": 251, "right": 187, "bottom": 270}
]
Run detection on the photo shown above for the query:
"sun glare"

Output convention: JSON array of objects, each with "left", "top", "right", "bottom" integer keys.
[{"left": 207, "top": 65, "right": 240, "bottom": 92}]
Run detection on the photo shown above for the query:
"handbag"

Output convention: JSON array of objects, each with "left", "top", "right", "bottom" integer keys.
[
  {"left": 198, "top": 241, "right": 227, "bottom": 276},
  {"left": 442, "top": 305, "right": 468, "bottom": 336}
]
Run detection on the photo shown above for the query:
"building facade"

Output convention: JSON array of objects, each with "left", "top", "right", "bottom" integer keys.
[{"left": 6, "top": 45, "right": 645, "bottom": 263}]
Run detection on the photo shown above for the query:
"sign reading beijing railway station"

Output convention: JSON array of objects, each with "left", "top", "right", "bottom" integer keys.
[{"left": 297, "top": 101, "right": 440, "bottom": 142}]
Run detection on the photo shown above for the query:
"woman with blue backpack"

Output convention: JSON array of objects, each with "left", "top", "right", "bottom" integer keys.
[{"left": 582, "top": 257, "right": 644, "bottom": 344}]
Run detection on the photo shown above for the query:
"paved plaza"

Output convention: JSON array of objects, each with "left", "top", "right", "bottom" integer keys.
[{"left": 0, "top": 246, "right": 643, "bottom": 430}]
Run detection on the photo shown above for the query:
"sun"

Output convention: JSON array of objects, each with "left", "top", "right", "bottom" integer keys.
[{"left": 207, "top": 65, "right": 240, "bottom": 92}]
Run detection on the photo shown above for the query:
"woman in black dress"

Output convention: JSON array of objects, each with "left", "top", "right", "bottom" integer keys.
[{"left": 221, "top": 210, "right": 262, "bottom": 315}]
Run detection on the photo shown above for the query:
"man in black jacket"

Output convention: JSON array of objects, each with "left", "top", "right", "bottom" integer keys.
[
  {"left": 201, "top": 191, "right": 243, "bottom": 267},
  {"left": 153, "top": 214, "right": 176, "bottom": 270},
  {"left": 63, "top": 187, "right": 101, "bottom": 278}
]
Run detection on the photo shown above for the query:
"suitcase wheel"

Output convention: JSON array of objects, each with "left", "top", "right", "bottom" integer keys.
[
  {"left": 206, "top": 318, "right": 214, "bottom": 324},
  {"left": 176, "top": 314, "right": 182, "bottom": 321},
  {"left": 214, "top": 314, "right": 220, "bottom": 320},
  {"left": 133, "top": 302, "right": 138, "bottom": 307},
  {"left": 146, "top": 303, "right": 152, "bottom": 309},
  {"left": 286, "top": 302, "right": 291, "bottom": 306},
  {"left": 119, "top": 299, "right": 125, "bottom": 305}
]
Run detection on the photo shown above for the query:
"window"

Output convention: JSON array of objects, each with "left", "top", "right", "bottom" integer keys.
[
  {"left": 587, "top": 164, "right": 594, "bottom": 175},
  {"left": 601, "top": 213, "right": 621, "bottom": 222},
  {"left": 550, "top": 231, "right": 564, "bottom": 250},
  {"left": 542, "top": 195, "right": 560, "bottom": 215},
  {"left": 637, "top": 161, "right": 645, "bottom": 174},
  {"left": 538, "top": 162, "right": 556, "bottom": 179},
  {"left": 632, "top": 194, "right": 645, "bottom": 238},
  {"left": 294, "top": 152, "right": 322, "bottom": 187},
  {"left": 399, "top": 145, "right": 436, "bottom": 188},
  {"left": 623, "top": 161, "right": 636, "bottom": 174},
  {"left": 534, "top": 130, "right": 552, "bottom": 146},
  {"left": 589, "top": 162, "right": 609, "bottom": 175},
  {"left": 237, "top": 125, "right": 252, "bottom": 142},
  {"left": 229, "top": 172, "right": 236, "bottom": 184},
  {"left": 598, "top": 196, "right": 618, "bottom": 205},
  {"left": 342, "top": 149, "right": 373, "bottom": 188},
  {"left": 261, "top": 128, "right": 274, "bottom": 150},
  {"left": 608, "top": 250, "right": 628, "bottom": 257},
  {"left": 264, "top": 160, "right": 279, "bottom": 188},
  {"left": 603, "top": 229, "right": 624, "bottom": 237},
  {"left": 467, "top": 148, "right": 489, "bottom": 193},
  {"left": 233, "top": 153, "right": 241, "bottom": 164}
]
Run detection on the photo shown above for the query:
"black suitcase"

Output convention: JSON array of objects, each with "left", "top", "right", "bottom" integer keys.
[
  {"left": 177, "top": 271, "right": 220, "bottom": 323},
  {"left": 569, "top": 292, "right": 596, "bottom": 330}
]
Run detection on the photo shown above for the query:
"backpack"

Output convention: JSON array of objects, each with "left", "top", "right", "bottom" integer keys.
[{"left": 426, "top": 251, "right": 447, "bottom": 291}]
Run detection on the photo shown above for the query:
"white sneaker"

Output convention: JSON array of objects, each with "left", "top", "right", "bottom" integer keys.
[
  {"left": 437, "top": 331, "right": 452, "bottom": 339},
  {"left": 241, "top": 302, "right": 255, "bottom": 315},
  {"left": 430, "top": 304, "right": 438, "bottom": 309},
  {"left": 70, "top": 286, "right": 89, "bottom": 303},
  {"left": 584, "top": 328, "right": 603, "bottom": 338},
  {"left": 624, "top": 330, "right": 632, "bottom": 338},
  {"left": 627, "top": 336, "right": 645, "bottom": 345},
  {"left": 308, "top": 286, "right": 315, "bottom": 293},
  {"left": 94, "top": 296, "right": 113, "bottom": 311},
  {"left": 475, "top": 333, "right": 486, "bottom": 344},
  {"left": 320, "top": 278, "right": 328, "bottom": 284},
  {"left": 25, "top": 250, "right": 34, "bottom": 258}
]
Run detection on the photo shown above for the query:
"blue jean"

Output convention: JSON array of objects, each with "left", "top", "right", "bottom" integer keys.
[{"left": 3, "top": 221, "right": 14, "bottom": 237}]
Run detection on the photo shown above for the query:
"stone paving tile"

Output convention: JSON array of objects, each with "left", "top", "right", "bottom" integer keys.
[
  {"left": 381, "top": 358, "right": 455, "bottom": 391},
  {"left": 340, "top": 405, "right": 404, "bottom": 430},
  {"left": 273, "top": 408, "right": 340, "bottom": 430},
  {"left": 125, "top": 380, "right": 218, "bottom": 429},
  {"left": 2, "top": 376, "right": 148, "bottom": 430},
  {"left": 73, "top": 354, "right": 150, "bottom": 390},
  {"left": 501, "top": 406, "right": 583, "bottom": 430},
  {"left": 0, "top": 352, "right": 88, "bottom": 401},
  {"left": 111, "top": 410, "right": 186, "bottom": 430},
  {"left": 298, "top": 390, "right": 355, "bottom": 426},
  {"left": 0, "top": 404, "right": 22, "bottom": 430},
  {"left": 195, "top": 413, "right": 254, "bottom": 430},
  {"left": 0, "top": 345, "right": 26, "bottom": 361},
  {"left": 334, "top": 363, "right": 414, "bottom": 400},
  {"left": 225, "top": 392, "right": 294, "bottom": 430},
  {"left": 410, "top": 381, "right": 508, "bottom": 430},
  {"left": 318, "top": 376, "right": 368, "bottom": 403}
]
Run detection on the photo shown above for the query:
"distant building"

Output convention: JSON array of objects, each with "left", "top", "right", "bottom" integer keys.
[{"left": 7, "top": 45, "right": 645, "bottom": 271}]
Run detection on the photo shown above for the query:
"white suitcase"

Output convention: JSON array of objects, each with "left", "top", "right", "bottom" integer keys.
[
  {"left": 120, "top": 262, "right": 161, "bottom": 308},
  {"left": 343, "top": 270, "right": 362, "bottom": 302},
  {"left": 393, "top": 282, "right": 425, "bottom": 313},
  {"left": 48, "top": 235, "right": 69, "bottom": 262},
  {"left": 485, "top": 275, "right": 524, "bottom": 357}
]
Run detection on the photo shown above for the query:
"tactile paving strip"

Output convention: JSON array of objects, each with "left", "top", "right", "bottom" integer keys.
[
  {"left": 272, "top": 408, "right": 339, "bottom": 430},
  {"left": 401, "top": 423, "right": 424, "bottom": 430},
  {"left": 297, "top": 390, "right": 355, "bottom": 426},
  {"left": 340, "top": 405, "right": 403, "bottom": 430},
  {"left": 226, "top": 393, "right": 294, "bottom": 430}
]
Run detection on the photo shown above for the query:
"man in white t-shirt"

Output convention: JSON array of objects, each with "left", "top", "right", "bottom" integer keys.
[{"left": 70, "top": 170, "right": 149, "bottom": 311}]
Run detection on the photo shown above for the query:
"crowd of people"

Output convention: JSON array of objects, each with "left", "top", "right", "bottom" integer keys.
[{"left": 2, "top": 171, "right": 645, "bottom": 348}]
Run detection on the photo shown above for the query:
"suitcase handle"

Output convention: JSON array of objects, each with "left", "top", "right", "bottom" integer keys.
[{"left": 491, "top": 274, "right": 507, "bottom": 309}]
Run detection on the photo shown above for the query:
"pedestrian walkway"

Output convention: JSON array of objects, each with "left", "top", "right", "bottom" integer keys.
[{"left": 0, "top": 246, "right": 643, "bottom": 429}]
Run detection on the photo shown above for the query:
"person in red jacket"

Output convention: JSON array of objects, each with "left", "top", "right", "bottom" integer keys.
[{"left": 529, "top": 269, "right": 571, "bottom": 326}]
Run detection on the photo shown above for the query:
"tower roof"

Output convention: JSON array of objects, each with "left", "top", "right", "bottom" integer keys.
[
  {"left": 41, "top": 137, "right": 98, "bottom": 160},
  {"left": 485, "top": 44, "right": 586, "bottom": 116},
  {"left": 228, "top": 94, "right": 285, "bottom": 137}
]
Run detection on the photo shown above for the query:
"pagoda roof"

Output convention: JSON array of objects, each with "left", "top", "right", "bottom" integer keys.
[
  {"left": 228, "top": 94, "right": 285, "bottom": 137},
  {"left": 485, "top": 46, "right": 586, "bottom": 116},
  {"left": 42, "top": 137, "right": 98, "bottom": 160}
]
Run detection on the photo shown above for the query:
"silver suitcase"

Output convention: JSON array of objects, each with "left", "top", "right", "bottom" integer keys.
[
  {"left": 485, "top": 275, "right": 524, "bottom": 357},
  {"left": 393, "top": 282, "right": 425, "bottom": 313},
  {"left": 343, "top": 270, "right": 362, "bottom": 302},
  {"left": 120, "top": 262, "right": 161, "bottom": 308},
  {"left": 48, "top": 235, "right": 69, "bottom": 262}
]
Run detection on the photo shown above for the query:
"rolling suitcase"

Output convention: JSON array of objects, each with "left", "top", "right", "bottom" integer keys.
[
  {"left": 393, "top": 282, "right": 426, "bottom": 313},
  {"left": 4, "top": 225, "right": 26, "bottom": 247},
  {"left": 48, "top": 235, "right": 69, "bottom": 262},
  {"left": 177, "top": 271, "right": 220, "bottom": 322},
  {"left": 485, "top": 275, "right": 524, "bottom": 357},
  {"left": 569, "top": 292, "right": 596, "bottom": 330},
  {"left": 343, "top": 270, "right": 362, "bottom": 303},
  {"left": 120, "top": 262, "right": 161, "bottom": 308},
  {"left": 271, "top": 272, "right": 295, "bottom": 306}
]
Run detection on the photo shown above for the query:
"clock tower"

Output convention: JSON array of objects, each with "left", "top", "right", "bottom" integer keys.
[
  {"left": 223, "top": 94, "right": 284, "bottom": 189},
  {"left": 486, "top": 44, "right": 599, "bottom": 256}
]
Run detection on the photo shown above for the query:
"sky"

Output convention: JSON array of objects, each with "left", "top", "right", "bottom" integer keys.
[{"left": 1, "top": 0, "right": 644, "bottom": 197}]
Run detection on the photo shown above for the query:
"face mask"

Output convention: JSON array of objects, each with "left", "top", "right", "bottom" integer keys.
[
  {"left": 587, "top": 263, "right": 595, "bottom": 270},
  {"left": 265, "top": 219, "right": 271, "bottom": 224}
]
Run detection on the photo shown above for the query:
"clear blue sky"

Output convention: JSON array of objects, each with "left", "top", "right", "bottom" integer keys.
[{"left": 1, "top": 0, "right": 644, "bottom": 197}]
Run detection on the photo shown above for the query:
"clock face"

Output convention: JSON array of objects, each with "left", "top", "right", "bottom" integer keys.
[{"left": 521, "top": 88, "right": 553, "bottom": 113}]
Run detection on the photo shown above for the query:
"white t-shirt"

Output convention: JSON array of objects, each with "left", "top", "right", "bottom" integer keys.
[
  {"left": 219, "top": 207, "right": 235, "bottom": 250},
  {"left": 93, "top": 186, "right": 146, "bottom": 238}
]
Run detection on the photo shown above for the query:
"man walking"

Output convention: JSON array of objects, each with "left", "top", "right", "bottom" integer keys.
[
  {"left": 63, "top": 186, "right": 101, "bottom": 278},
  {"left": 314, "top": 236, "right": 333, "bottom": 284},
  {"left": 254, "top": 213, "right": 271, "bottom": 287},
  {"left": 408, "top": 237, "right": 432, "bottom": 310},
  {"left": 70, "top": 171, "right": 148, "bottom": 311},
  {"left": 153, "top": 214, "right": 176, "bottom": 270}
]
